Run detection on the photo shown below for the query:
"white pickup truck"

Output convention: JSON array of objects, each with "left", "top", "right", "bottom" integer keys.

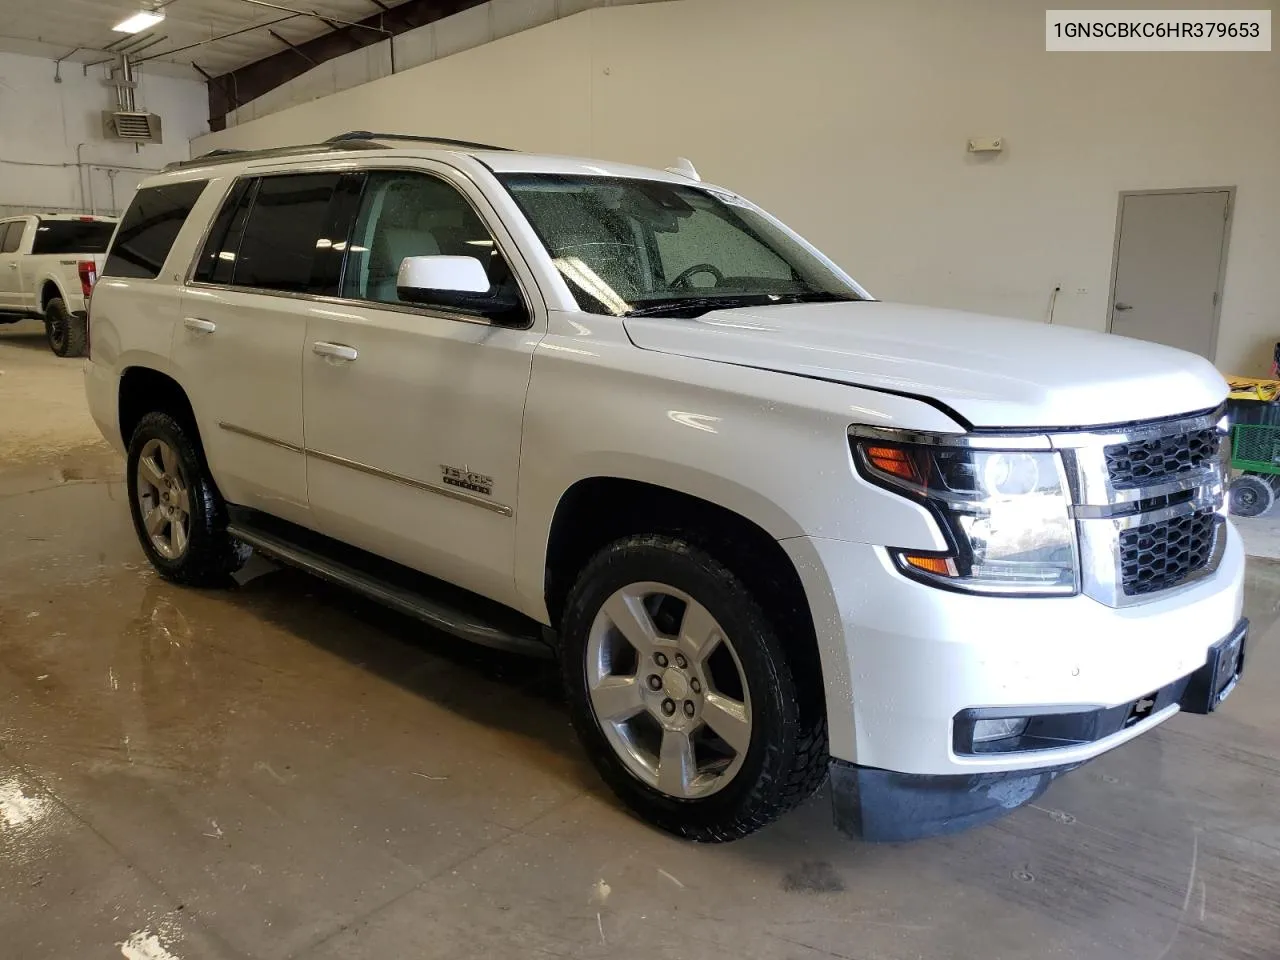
[
  {"left": 85, "top": 133, "right": 1246, "bottom": 843},
  {"left": 0, "top": 214, "right": 117, "bottom": 356}
]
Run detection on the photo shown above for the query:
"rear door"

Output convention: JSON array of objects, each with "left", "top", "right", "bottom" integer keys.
[
  {"left": 178, "top": 170, "right": 344, "bottom": 522},
  {"left": 0, "top": 220, "right": 29, "bottom": 310},
  {"left": 301, "top": 164, "right": 542, "bottom": 606}
]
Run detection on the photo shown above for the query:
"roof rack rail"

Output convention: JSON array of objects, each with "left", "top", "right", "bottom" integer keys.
[
  {"left": 161, "top": 132, "right": 513, "bottom": 173},
  {"left": 325, "top": 131, "right": 514, "bottom": 151},
  {"left": 162, "top": 139, "right": 385, "bottom": 172}
]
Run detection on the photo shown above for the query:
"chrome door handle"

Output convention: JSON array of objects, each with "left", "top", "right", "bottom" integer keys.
[
  {"left": 1114, "top": 302, "right": 1133, "bottom": 312},
  {"left": 313, "top": 341, "right": 357, "bottom": 361},
  {"left": 183, "top": 317, "right": 217, "bottom": 334},
  {"left": 6, "top": 263, "right": 17, "bottom": 269}
]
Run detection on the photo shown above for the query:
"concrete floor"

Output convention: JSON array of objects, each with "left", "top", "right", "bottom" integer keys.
[
  {"left": 3, "top": 321, "right": 1279, "bottom": 960},
  {"left": 1235, "top": 511, "right": 1280, "bottom": 563}
]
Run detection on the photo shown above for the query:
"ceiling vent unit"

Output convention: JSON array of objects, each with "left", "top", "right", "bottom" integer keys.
[
  {"left": 102, "top": 55, "right": 162, "bottom": 143},
  {"left": 103, "top": 110, "right": 163, "bottom": 143}
]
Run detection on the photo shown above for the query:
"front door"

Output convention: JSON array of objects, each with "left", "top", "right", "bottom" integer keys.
[
  {"left": 1109, "top": 189, "right": 1233, "bottom": 360},
  {"left": 302, "top": 165, "right": 541, "bottom": 608},
  {"left": 177, "top": 171, "right": 344, "bottom": 521}
]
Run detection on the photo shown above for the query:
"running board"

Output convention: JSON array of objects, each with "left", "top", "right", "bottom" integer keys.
[{"left": 226, "top": 511, "right": 553, "bottom": 659}]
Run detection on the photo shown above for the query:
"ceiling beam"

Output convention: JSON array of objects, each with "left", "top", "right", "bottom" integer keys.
[
  {"left": 130, "top": 14, "right": 303, "bottom": 66},
  {"left": 203, "top": 0, "right": 485, "bottom": 132},
  {"left": 192, "top": 61, "right": 238, "bottom": 110},
  {"left": 268, "top": 28, "right": 318, "bottom": 66},
  {"left": 234, "top": 0, "right": 392, "bottom": 37}
]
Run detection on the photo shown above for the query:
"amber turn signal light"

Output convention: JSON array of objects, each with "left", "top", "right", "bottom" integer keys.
[
  {"left": 864, "top": 444, "right": 920, "bottom": 482},
  {"left": 903, "top": 554, "right": 958, "bottom": 577}
]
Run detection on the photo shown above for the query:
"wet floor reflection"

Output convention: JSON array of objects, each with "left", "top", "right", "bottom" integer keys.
[{"left": 2, "top": 476, "right": 1280, "bottom": 959}]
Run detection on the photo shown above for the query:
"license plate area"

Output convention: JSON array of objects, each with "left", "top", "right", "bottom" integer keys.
[{"left": 1180, "top": 618, "right": 1248, "bottom": 715}]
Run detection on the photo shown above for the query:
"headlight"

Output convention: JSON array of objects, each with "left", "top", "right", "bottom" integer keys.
[{"left": 851, "top": 434, "right": 1078, "bottom": 596}]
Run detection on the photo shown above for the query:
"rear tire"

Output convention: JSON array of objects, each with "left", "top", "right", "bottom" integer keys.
[
  {"left": 1229, "top": 474, "right": 1274, "bottom": 518},
  {"left": 45, "top": 298, "right": 85, "bottom": 357},
  {"left": 560, "top": 535, "right": 828, "bottom": 842},
  {"left": 126, "top": 411, "right": 250, "bottom": 586}
]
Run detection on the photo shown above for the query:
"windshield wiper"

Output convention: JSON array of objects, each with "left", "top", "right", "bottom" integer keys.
[
  {"left": 624, "top": 291, "right": 860, "bottom": 318},
  {"left": 624, "top": 296, "right": 772, "bottom": 318},
  {"left": 768, "top": 291, "right": 862, "bottom": 305}
]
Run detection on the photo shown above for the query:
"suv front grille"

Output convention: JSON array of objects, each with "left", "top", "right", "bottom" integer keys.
[
  {"left": 1119, "top": 509, "right": 1218, "bottom": 597},
  {"left": 1055, "top": 407, "right": 1227, "bottom": 606},
  {"left": 1104, "top": 426, "right": 1220, "bottom": 490}
]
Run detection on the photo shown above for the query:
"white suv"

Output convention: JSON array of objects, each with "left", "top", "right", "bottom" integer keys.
[{"left": 85, "top": 132, "right": 1247, "bottom": 842}]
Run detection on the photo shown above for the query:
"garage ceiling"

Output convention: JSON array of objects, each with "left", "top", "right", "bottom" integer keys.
[{"left": 0, "top": 0, "right": 415, "bottom": 78}]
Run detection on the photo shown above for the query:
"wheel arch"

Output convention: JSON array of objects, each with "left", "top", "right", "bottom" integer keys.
[
  {"left": 540, "top": 472, "right": 827, "bottom": 728},
  {"left": 39, "top": 278, "right": 66, "bottom": 312},
  {"left": 117, "top": 365, "right": 201, "bottom": 453}
]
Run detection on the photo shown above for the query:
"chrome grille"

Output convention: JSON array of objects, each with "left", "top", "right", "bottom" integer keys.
[
  {"left": 1119, "top": 510, "right": 1218, "bottom": 596},
  {"left": 1053, "top": 407, "right": 1228, "bottom": 607},
  {"left": 1104, "top": 426, "right": 1220, "bottom": 490}
]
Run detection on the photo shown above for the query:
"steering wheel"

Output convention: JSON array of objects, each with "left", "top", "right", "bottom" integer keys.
[{"left": 669, "top": 263, "right": 724, "bottom": 289}]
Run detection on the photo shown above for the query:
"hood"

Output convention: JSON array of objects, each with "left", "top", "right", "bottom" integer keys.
[{"left": 623, "top": 301, "right": 1227, "bottom": 429}]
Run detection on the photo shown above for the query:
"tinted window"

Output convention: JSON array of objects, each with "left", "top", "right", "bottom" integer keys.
[
  {"left": 340, "top": 171, "right": 515, "bottom": 309},
  {"left": 31, "top": 220, "right": 117, "bottom": 255},
  {"left": 233, "top": 173, "right": 341, "bottom": 292},
  {"left": 103, "top": 180, "right": 209, "bottom": 279},
  {"left": 1, "top": 221, "right": 26, "bottom": 254},
  {"left": 193, "top": 179, "right": 255, "bottom": 284}
]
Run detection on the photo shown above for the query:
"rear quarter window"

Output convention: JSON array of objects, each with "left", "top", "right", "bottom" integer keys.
[{"left": 103, "top": 180, "right": 209, "bottom": 279}]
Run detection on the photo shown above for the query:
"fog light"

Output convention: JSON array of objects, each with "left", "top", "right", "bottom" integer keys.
[{"left": 972, "top": 717, "right": 1029, "bottom": 743}]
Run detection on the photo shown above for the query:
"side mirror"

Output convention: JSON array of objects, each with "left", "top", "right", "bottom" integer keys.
[{"left": 396, "top": 255, "right": 525, "bottom": 325}]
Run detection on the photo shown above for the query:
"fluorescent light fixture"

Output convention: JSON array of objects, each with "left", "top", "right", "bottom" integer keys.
[{"left": 113, "top": 10, "right": 165, "bottom": 33}]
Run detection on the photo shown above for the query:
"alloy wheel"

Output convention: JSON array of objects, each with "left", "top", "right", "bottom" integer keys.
[
  {"left": 585, "top": 582, "right": 753, "bottom": 799},
  {"left": 135, "top": 439, "right": 192, "bottom": 561},
  {"left": 48, "top": 315, "right": 67, "bottom": 353}
]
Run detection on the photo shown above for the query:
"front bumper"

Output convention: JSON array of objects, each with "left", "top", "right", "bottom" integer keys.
[
  {"left": 830, "top": 617, "right": 1247, "bottom": 840},
  {"left": 782, "top": 524, "right": 1246, "bottom": 776}
]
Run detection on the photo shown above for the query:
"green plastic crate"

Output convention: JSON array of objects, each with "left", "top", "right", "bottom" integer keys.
[{"left": 1232, "top": 423, "right": 1280, "bottom": 475}]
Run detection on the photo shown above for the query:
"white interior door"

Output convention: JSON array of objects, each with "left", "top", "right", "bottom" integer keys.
[{"left": 1109, "top": 189, "right": 1232, "bottom": 360}]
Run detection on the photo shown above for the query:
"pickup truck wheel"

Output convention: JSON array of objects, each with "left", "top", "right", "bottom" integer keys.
[
  {"left": 126, "top": 411, "right": 250, "bottom": 586},
  {"left": 45, "top": 298, "right": 84, "bottom": 357},
  {"left": 561, "top": 535, "right": 827, "bottom": 841}
]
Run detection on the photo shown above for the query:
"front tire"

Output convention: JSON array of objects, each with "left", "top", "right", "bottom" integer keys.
[
  {"left": 126, "top": 412, "right": 250, "bottom": 586},
  {"left": 561, "top": 535, "right": 827, "bottom": 841},
  {"left": 45, "top": 298, "right": 85, "bottom": 357}
]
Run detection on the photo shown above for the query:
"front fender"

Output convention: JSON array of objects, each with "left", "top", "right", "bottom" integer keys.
[{"left": 512, "top": 317, "right": 966, "bottom": 620}]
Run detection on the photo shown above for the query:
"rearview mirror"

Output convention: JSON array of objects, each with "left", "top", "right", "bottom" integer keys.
[{"left": 396, "top": 255, "right": 526, "bottom": 325}]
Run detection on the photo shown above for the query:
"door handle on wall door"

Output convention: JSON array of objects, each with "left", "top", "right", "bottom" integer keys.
[
  {"left": 183, "top": 317, "right": 217, "bottom": 334},
  {"left": 313, "top": 341, "right": 358, "bottom": 362},
  {"left": 1114, "top": 302, "right": 1133, "bottom": 312}
]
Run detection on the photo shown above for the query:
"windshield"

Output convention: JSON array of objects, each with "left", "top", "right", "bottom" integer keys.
[
  {"left": 32, "top": 219, "right": 116, "bottom": 255},
  {"left": 498, "top": 174, "right": 864, "bottom": 317}
]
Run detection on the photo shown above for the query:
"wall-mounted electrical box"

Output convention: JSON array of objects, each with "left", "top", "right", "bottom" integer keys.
[{"left": 967, "top": 137, "right": 1004, "bottom": 153}]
